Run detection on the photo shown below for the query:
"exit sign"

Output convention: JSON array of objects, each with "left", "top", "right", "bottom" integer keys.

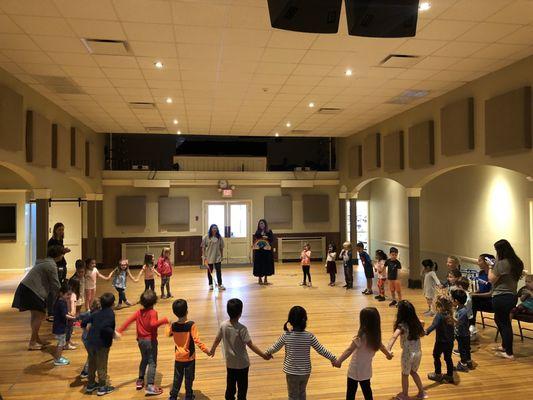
[{"left": 222, "top": 189, "right": 233, "bottom": 198}]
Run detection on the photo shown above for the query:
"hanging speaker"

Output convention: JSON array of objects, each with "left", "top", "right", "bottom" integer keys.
[
  {"left": 345, "top": 0, "right": 420, "bottom": 38},
  {"left": 267, "top": 0, "right": 342, "bottom": 34}
]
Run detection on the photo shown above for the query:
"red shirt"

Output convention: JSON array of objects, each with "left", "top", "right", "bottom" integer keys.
[
  {"left": 118, "top": 308, "right": 168, "bottom": 341},
  {"left": 157, "top": 256, "right": 173, "bottom": 277}
]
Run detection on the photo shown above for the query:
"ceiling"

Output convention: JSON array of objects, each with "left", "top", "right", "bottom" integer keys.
[{"left": 0, "top": 0, "right": 532, "bottom": 137}]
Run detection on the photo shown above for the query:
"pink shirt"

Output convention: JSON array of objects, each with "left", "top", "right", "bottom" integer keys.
[
  {"left": 143, "top": 264, "right": 156, "bottom": 280},
  {"left": 301, "top": 250, "right": 311, "bottom": 266},
  {"left": 85, "top": 267, "right": 98, "bottom": 290}
]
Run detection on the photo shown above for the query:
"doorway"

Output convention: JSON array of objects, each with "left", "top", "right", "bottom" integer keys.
[{"left": 203, "top": 200, "right": 252, "bottom": 264}]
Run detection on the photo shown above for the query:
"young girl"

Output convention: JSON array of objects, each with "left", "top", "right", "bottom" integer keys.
[
  {"left": 334, "top": 307, "right": 393, "bottom": 400},
  {"left": 325, "top": 243, "right": 337, "bottom": 286},
  {"left": 422, "top": 259, "right": 441, "bottom": 316},
  {"left": 425, "top": 296, "right": 454, "bottom": 384},
  {"left": 374, "top": 250, "right": 388, "bottom": 301},
  {"left": 340, "top": 242, "right": 354, "bottom": 289},
  {"left": 387, "top": 300, "right": 426, "bottom": 400},
  {"left": 138, "top": 253, "right": 160, "bottom": 292},
  {"left": 72, "top": 259, "right": 85, "bottom": 315},
  {"left": 157, "top": 248, "right": 173, "bottom": 299},
  {"left": 299, "top": 243, "right": 312, "bottom": 287},
  {"left": 265, "top": 306, "right": 337, "bottom": 400},
  {"left": 117, "top": 290, "right": 169, "bottom": 396},
  {"left": 65, "top": 277, "right": 80, "bottom": 350},
  {"left": 110, "top": 259, "right": 138, "bottom": 308},
  {"left": 84, "top": 258, "right": 110, "bottom": 310}
]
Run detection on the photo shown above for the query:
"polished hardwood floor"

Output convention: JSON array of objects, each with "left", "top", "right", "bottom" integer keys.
[{"left": 0, "top": 264, "right": 531, "bottom": 399}]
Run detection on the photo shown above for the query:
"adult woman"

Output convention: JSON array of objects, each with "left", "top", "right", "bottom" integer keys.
[
  {"left": 489, "top": 239, "right": 523, "bottom": 360},
  {"left": 470, "top": 254, "right": 495, "bottom": 332},
  {"left": 201, "top": 224, "right": 226, "bottom": 291},
  {"left": 252, "top": 219, "right": 275, "bottom": 285},
  {"left": 46, "top": 222, "right": 70, "bottom": 319},
  {"left": 12, "top": 245, "right": 63, "bottom": 350}
]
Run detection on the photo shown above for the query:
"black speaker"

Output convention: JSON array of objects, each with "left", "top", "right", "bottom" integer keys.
[
  {"left": 267, "top": 0, "right": 342, "bottom": 34},
  {"left": 345, "top": 0, "right": 420, "bottom": 38}
]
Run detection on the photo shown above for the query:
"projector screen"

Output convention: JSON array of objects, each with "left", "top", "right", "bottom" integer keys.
[{"left": 0, "top": 204, "right": 16, "bottom": 240}]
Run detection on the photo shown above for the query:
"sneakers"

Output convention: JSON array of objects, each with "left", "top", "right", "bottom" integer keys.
[
  {"left": 427, "top": 372, "right": 443, "bottom": 382},
  {"left": 80, "top": 370, "right": 89, "bottom": 379},
  {"left": 423, "top": 310, "right": 434, "bottom": 317},
  {"left": 375, "top": 295, "right": 386, "bottom": 301},
  {"left": 209, "top": 285, "right": 214, "bottom": 290},
  {"left": 415, "top": 391, "right": 429, "bottom": 399},
  {"left": 389, "top": 300, "right": 398, "bottom": 307},
  {"left": 299, "top": 282, "right": 306, "bottom": 286},
  {"left": 467, "top": 361, "right": 474, "bottom": 369},
  {"left": 54, "top": 356, "right": 70, "bottom": 366},
  {"left": 167, "top": 294, "right": 173, "bottom": 298},
  {"left": 308, "top": 282, "right": 312, "bottom": 287},
  {"left": 28, "top": 342, "right": 43, "bottom": 351},
  {"left": 97, "top": 386, "right": 115, "bottom": 396},
  {"left": 145, "top": 385, "right": 163, "bottom": 396},
  {"left": 456, "top": 362, "right": 469, "bottom": 372},
  {"left": 452, "top": 349, "right": 460, "bottom": 355},
  {"left": 342, "top": 284, "right": 348, "bottom": 288},
  {"left": 495, "top": 351, "right": 514, "bottom": 360},
  {"left": 85, "top": 383, "right": 98, "bottom": 393},
  {"left": 218, "top": 285, "right": 226, "bottom": 290},
  {"left": 160, "top": 294, "right": 167, "bottom": 299},
  {"left": 125, "top": 301, "right": 132, "bottom": 306},
  {"left": 362, "top": 289, "right": 373, "bottom": 295},
  {"left": 65, "top": 343, "right": 77, "bottom": 350},
  {"left": 136, "top": 378, "right": 144, "bottom": 390},
  {"left": 442, "top": 375, "right": 454, "bottom": 384}
]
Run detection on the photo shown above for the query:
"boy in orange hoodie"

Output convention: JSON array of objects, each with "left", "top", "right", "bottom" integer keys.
[{"left": 168, "top": 299, "right": 212, "bottom": 400}]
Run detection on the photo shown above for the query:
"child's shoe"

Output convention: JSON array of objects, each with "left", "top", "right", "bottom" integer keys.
[
  {"left": 362, "top": 289, "right": 368, "bottom": 294},
  {"left": 389, "top": 300, "right": 398, "bottom": 307},
  {"left": 456, "top": 362, "right": 469, "bottom": 372},
  {"left": 54, "top": 356, "right": 70, "bottom": 366},
  {"left": 28, "top": 342, "right": 43, "bottom": 351},
  {"left": 442, "top": 374, "right": 454, "bottom": 384},
  {"left": 85, "top": 383, "right": 98, "bottom": 393},
  {"left": 209, "top": 285, "right": 214, "bottom": 290},
  {"left": 167, "top": 293, "right": 173, "bottom": 298},
  {"left": 416, "top": 391, "right": 429, "bottom": 399},
  {"left": 97, "top": 386, "right": 115, "bottom": 396},
  {"left": 467, "top": 361, "right": 474, "bottom": 370},
  {"left": 161, "top": 294, "right": 167, "bottom": 299},
  {"left": 145, "top": 385, "right": 163, "bottom": 396},
  {"left": 80, "top": 370, "right": 89, "bottom": 379},
  {"left": 125, "top": 301, "right": 132, "bottom": 306},
  {"left": 65, "top": 343, "right": 77, "bottom": 350},
  {"left": 299, "top": 282, "right": 306, "bottom": 286},
  {"left": 378, "top": 296, "right": 386, "bottom": 302},
  {"left": 427, "top": 372, "right": 443, "bottom": 382},
  {"left": 136, "top": 379, "right": 144, "bottom": 390},
  {"left": 495, "top": 351, "right": 514, "bottom": 360},
  {"left": 308, "top": 282, "right": 312, "bottom": 287},
  {"left": 218, "top": 284, "right": 226, "bottom": 290}
]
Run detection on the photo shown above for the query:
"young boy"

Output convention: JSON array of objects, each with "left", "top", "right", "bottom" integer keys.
[
  {"left": 340, "top": 241, "right": 354, "bottom": 289},
  {"left": 168, "top": 299, "right": 212, "bottom": 400},
  {"left": 52, "top": 282, "right": 76, "bottom": 366},
  {"left": 80, "top": 298, "right": 101, "bottom": 379},
  {"left": 356, "top": 242, "right": 373, "bottom": 295},
  {"left": 446, "top": 269, "right": 462, "bottom": 294},
  {"left": 510, "top": 274, "right": 533, "bottom": 320},
  {"left": 385, "top": 247, "right": 402, "bottom": 307},
  {"left": 118, "top": 290, "right": 169, "bottom": 396},
  {"left": 452, "top": 290, "right": 473, "bottom": 372},
  {"left": 209, "top": 298, "right": 271, "bottom": 400},
  {"left": 82, "top": 292, "right": 117, "bottom": 396}
]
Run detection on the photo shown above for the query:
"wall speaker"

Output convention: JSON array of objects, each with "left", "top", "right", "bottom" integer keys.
[
  {"left": 345, "top": 0, "right": 420, "bottom": 38},
  {"left": 267, "top": 0, "right": 342, "bottom": 33}
]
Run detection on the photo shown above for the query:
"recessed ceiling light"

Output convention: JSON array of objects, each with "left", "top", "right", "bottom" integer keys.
[
  {"left": 345, "top": 69, "right": 353, "bottom": 76},
  {"left": 166, "top": 97, "right": 173, "bottom": 104},
  {"left": 308, "top": 102, "right": 315, "bottom": 108},
  {"left": 154, "top": 60, "right": 164, "bottom": 69},
  {"left": 275, "top": 132, "right": 279, "bottom": 137},
  {"left": 419, "top": 2, "right": 431, "bottom": 11},
  {"left": 285, "top": 122, "right": 291, "bottom": 127},
  {"left": 173, "top": 119, "right": 178, "bottom": 125},
  {"left": 176, "top": 130, "right": 181, "bottom": 135},
  {"left": 527, "top": 176, "right": 533, "bottom": 182}
]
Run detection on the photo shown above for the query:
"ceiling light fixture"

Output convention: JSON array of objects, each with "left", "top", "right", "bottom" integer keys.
[
  {"left": 285, "top": 122, "right": 291, "bottom": 127},
  {"left": 165, "top": 97, "right": 173, "bottom": 104},
  {"left": 173, "top": 119, "right": 178, "bottom": 125},
  {"left": 154, "top": 60, "right": 164, "bottom": 69},
  {"left": 419, "top": 2, "right": 431, "bottom": 11},
  {"left": 308, "top": 102, "right": 315, "bottom": 108},
  {"left": 275, "top": 132, "right": 279, "bottom": 137},
  {"left": 345, "top": 69, "right": 353, "bottom": 76},
  {"left": 177, "top": 130, "right": 181, "bottom": 135}
]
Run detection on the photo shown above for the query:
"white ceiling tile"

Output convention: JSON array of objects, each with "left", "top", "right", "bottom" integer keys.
[
  {"left": 49, "top": 52, "right": 97, "bottom": 66},
  {"left": 393, "top": 39, "right": 447, "bottom": 55},
  {"left": 0, "top": 14, "right": 20, "bottom": 33},
  {"left": 448, "top": 57, "right": 496, "bottom": 72},
  {"left": 255, "top": 62, "right": 296, "bottom": 75},
  {"left": 113, "top": 0, "right": 172, "bottom": 23},
  {"left": 129, "top": 41, "right": 177, "bottom": 57},
  {"left": 412, "top": 56, "right": 462, "bottom": 70},
  {"left": 433, "top": 41, "right": 487, "bottom": 57},
  {"left": 261, "top": 48, "right": 305, "bottom": 63},
  {"left": 472, "top": 43, "right": 528, "bottom": 59},
  {"left": 227, "top": 5, "right": 271, "bottom": 30},
  {"left": 177, "top": 43, "right": 219, "bottom": 60},
  {"left": 0, "top": 61, "right": 23, "bottom": 73},
  {"left": 396, "top": 68, "right": 437, "bottom": 80},
  {"left": 251, "top": 73, "right": 288, "bottom": 84},
  {"left": 72, "top": 77, "right": 112, "bottom": 87},
  {"left": 439, "top": 0, "right": 513, "bottom": 21},
  {"left": 110, "top": 78, "right": 147, "bottom": 88},
  {"left": 54, "top": 0, "right": 118, "bottom": 20},
  {"left": 267, "top": 30, "right": 317, "bottom": 49},
  {"left": 137, "top": 56, "right": 179, "bottom": 70},
  {"left": 0, "top": 0, "right": 60, "bottom": 17},
  {"left": 103, "top": 67, "right": 143, "bottom": 79},
  {"left": 32, "top": 35, "right": 87, "bottom": 53},
  {"left": 222, "top": 28, "right": 270, "bottom": 47},
  {"left": 174, "top": 25, "right": 223, "bottom": 45},
  {"left": 428, "top": 69, "right": 473, "bottom": 82},
  {"left": 2, "top": 49, "right": 53, "bottom": 64},
  {"left": 221, "top": 46, "right": 263, "bottom": 62},
  {"left": 142, "top": 69, "right": 181, "bottom": 81},
  {"left": 458, "top": 22, "right": 521, "bottom": 43},
  {"left": 12, "top": 15, "right": 75, "bottom": 36},
  {"left": 171, "top": 2, "right": 228, "bottom": 27},
  {"left": 122, "top": 22, "right": 174, "bottom": 43},
  {"left": 63, "top": 65, "right": 105, "bottom": 78},
  {"left": 93, "top": 55, "right": 137, "bottom": 68},
  {"left": 488, "top": 1, "right": 533, "bottom": 24},
  {"left": 416, "top": 20, "right": 477, "bottom": 41},
  {"left": 20, "top": 63, "right": 66, "bottom": 76},
  {"left": 498, "top": 25, "right": 533, "bottom": 45},
  {"left": 300, "top": 50, "right": 348, "bottom": 66},
  {"left": 69, "top": 19, "right": 126, "bottom": 40},
  {"left": 0, "top": 33, "right": 39, "bottom": 50}
]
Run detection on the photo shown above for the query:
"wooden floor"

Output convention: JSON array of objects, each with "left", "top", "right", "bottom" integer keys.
[{"left": 0, "top": 264, "right": 532, "bottom": 399}]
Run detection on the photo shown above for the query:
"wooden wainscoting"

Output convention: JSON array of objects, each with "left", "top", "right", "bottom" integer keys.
[{"left": 272, "top": 231, "right": 341, "bottom": 261}]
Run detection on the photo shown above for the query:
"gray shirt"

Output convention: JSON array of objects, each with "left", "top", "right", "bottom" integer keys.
[
  {"left": 218, "top": 320, "right": 251, "bottom": 369},
  {"left": 201, "top": 235, "right": 224, "bottom": 264},
  {"left": 21, "top": 257, "right": 60, "bottom": 301},
  {"left": 492, "top": 259, "right": 518, "bottom": 296}
]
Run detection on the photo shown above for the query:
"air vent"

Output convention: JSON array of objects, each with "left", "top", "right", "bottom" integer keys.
[
  {"left": 290, "top": 129, "right": 312, "bottom": 135},
  {"left": 387, "top": 89, "right": 429, "bottom": 104},
  {"left": 129, "top": 102, "right": 156, "bottom": 110},
  {"left": 81, "top": 38, "right": 130, "bottom": 55},
  {"left": 145, "top": 126, "right": 167, "bottom": 133},
  {"left": 380, "top": 54, "right": 420, "bottom": 68},
  {"left": 31, "top": 75, "right": 86, "bottom": 94},
  {"left": 317, "top": 107, "right": 342, "bottom": 114}
]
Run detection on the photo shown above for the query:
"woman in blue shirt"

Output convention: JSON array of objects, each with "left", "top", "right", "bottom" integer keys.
[{"left": 470, "top": 254, "right": 494, "bottom": 331}]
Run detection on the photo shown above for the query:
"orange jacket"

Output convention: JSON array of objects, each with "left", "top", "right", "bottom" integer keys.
[{"left": 167, "top": 320, "right": 209, "bottom": 362}]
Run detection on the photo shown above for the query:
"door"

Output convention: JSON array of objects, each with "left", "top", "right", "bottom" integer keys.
[
  {"left": 204, "top": 201, "right": 251, "bottom": 264},
  {"left": 48, "top": 202, "right": 82, "bottom": 270}
]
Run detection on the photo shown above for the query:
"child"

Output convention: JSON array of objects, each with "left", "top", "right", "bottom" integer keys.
[
  {"left": 52, "top": 282, "right": 76, "bottom": 366},
  {"left": 85, "top": 257, "right": 111, "bottom": 310},
  {"left": 340, "top": 242, "right": 354, "bottom": 289},
  {"left": 110, "top": 259, "right": 138, "bottom": 308},
  {"left": 157, "top": 247, "right": 173, "bottom": 299},
  {"left": 422, "top": 259, "right": 441, "bottom": 316},
  {"left": 455, "top": 277, "right": 473, "bottom": 323},
  {"left": 138, "top": 253, "right": 160, "bottom": 292},
  {"left": 425, "top": 296, "right": 455, "bottom": 384},
  {"left": 300, "top": 243, "right": 312, "bottom": 287},
  {"left": 265, "top": 306, "right": 337, "bottom": 400},
  {"left": 452, "top": 290, "right": 473, "bottom": 372},
  {"left": 333, "top": 307, "right": 393, "bottom": 400},
  {"left": 445, "top": 269, "right": 462, "bottom": 294},
  {"left": 386, "top": 247, "right": 402, "bottom": 307},
  {"left": 80, "top": 299, "right": 101, "bottom": 379},
  {"left": 374, "top": 249, "right": 388, "bottom": 301},
  {"left": 72, "top": 259, "right": 85, "bottom": 314},
  {"left": 83, "top": 292, "right": 117, "bottom": 396},
  {"left": 356, "top": 242, "right": 374, "bottom": 295},
  {"left": 510, "top": 274, "right": 533, "bottom": 320},
  {"left": 325, "top": 243, "right": 337, "bottom": 286},
  {"left": 117, "top": 290, "right": 169, "bottom": 395},
  {"left": 210, "top": 298, "right": 271, "bottom": 400},
  {"left": 168, "top": 299, "right": 211, "bottom": 400},
  {"left": 65, "top": 277, "right": 80, "bottom": 349},
  {"left": 386, "top": 300, "right": 426, "bottom": 400}
]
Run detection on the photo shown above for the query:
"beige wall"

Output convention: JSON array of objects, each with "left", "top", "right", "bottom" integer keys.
[
  {"left": 0, "top": 191, "right": 29, "bottom": 270},
  {"left": 103, "top": 186, "right": 340, "bottom": 238}
]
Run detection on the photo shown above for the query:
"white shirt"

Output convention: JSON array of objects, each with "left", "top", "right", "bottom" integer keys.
[
  {"left": 326, "top": 252, "right": 337, "bottom": 262},
  {"left": 348, "top": 336, "right": 376, "bottom": 381}
]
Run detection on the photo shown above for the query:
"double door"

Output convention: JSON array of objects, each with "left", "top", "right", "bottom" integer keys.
[{"left": 203, "top": 201, "right": 251, "bottom": 264}]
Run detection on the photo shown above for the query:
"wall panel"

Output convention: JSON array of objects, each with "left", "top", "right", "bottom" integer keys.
[
  {"left": 441, "top": 97, "right": 474, "bottom": 156},
  {"left": 383, "top": 131, "right": 404, "bottom": 173},
  {"left": 0, "top": 84, "right": 23, "bottom": 151},
  {"left": 409, "top": 120, "right": 434, "bottom": 169}
]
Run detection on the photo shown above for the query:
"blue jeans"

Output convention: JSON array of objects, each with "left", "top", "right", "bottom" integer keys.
[
  {"left": 171, "top": 360, "right": 195, "bottom": 399},
  {"left": 138, "top": 339, "right": 158, "bottom": 385}
]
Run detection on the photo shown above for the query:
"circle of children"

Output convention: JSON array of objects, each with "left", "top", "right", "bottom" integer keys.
[{"left": 44, "top": 240, "right": 531, "bottom": 400}]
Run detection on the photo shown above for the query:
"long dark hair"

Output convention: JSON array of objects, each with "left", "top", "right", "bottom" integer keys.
[
  {"left": 283, "top": 306, "right": 307, "bottom": 332},
  {"left": 422, "top": 258, "right": 438, "bottom": 272},
  {"left": 208, "top": 224, "right": 221, "bottom": 238},
  {"left": 494, "top": 239, "right": 524, "bottom": 281},
  {"left": 256, "top": 219, "right": 269, "bottom": 234},
  {"left": 375, "top": 249, "right": 387, "bottom": 261},
  {"left": 434, "top": 296, "right": 454, "bottom": 326},
  {"left": 68, "top": 277, "right": 80, "bottom": 298},
  {"left": 52, "top": 222, "right": 64, "bottom": 239},
  {"left": 144, "top": 253, "right": 154, "bottom": 266},
  {"left": 358, "top": 307, "right": 381, "bottom": 351},
  {"left": 394, "top": 300, "right": 425, "bottom": 341}
]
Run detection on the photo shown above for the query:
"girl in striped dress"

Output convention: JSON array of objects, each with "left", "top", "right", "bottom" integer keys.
[{"left": 265, "top": 306, "right": 337, "bottom": 400}]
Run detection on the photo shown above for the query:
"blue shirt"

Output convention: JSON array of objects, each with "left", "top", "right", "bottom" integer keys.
[
  {"left": 82, "top": 307, "right": 116, "bottom": 349},
  {"left": 113, "top": 270, "right": 127, "bottom": 289},
  {"left": 477, "top": 270, "right": 492, "bottom": 293},
  {"left": 426, "top": 312, "right": 454, "bottom": 343},
  {"left": 52, "top": 298, "right": 68, "bottom": 335},
  {"left": 455, "top": 307, "right": 469, "bottom": 337}
]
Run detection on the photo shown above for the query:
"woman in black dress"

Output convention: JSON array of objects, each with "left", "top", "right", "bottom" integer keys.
[
  {"left": 252, "top": 219, "right": 275, "bottom": 285},
  {"left": 46, "top": 222, "right": 70, "bottom": 318}
]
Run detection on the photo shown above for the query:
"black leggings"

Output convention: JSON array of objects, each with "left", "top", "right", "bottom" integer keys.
[
  {"left": 115, "top": 287, "right": 127, "bottom": 305},
  {"left": 302, "top": 265, "right": 311, "bottom": 284},
  {"left": 433, "top": 341, "right": 453, "bottom": 376},
  {"left": 161, "top": 277, "right": 171, "bottom": 297},
  {"left": 144, "top": 279, "right": 155, "bottom": 292},
  {"left": 346, "top": 378, "right": 372, "bottom": 400},
  {"left": 207, "top": 263, "right": 223, "bottom": 286},
  {"left": 493, "top": 294, "right": 517, "bottom": 355},
  {"left": 329, "top": 272, "right": 336, "bottom": 284}
]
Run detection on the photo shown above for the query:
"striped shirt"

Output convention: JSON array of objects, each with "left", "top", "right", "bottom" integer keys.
[{"left": 266, "top": 330, "right": 336, "bottom": 375}]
